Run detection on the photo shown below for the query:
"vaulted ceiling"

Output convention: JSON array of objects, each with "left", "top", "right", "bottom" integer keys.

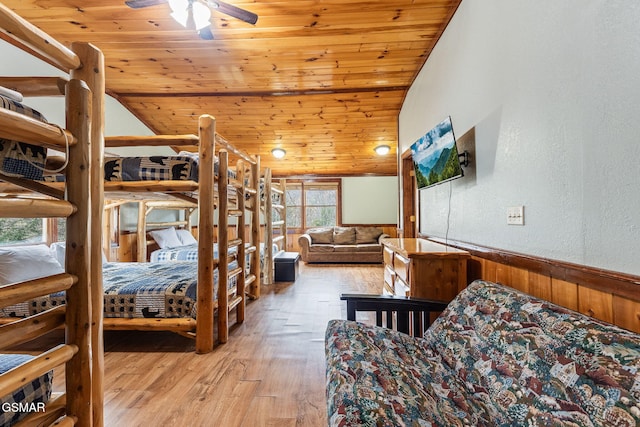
[{"left": 3, "top": 0, "right": 460, "bottom": 177}]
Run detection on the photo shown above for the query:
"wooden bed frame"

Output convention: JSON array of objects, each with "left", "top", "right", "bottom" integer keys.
[
  {"left": 124, "top": 168, "right": 286, "bottom": 292},
  {"left": 0, "top": 3, "right": 105, "bottom": 426},
  {"left": 100, "top": 124, "right": 261, "bottom": 352},
  {"left": 262, "top": 169, "right": 287, "bottom": 287}
]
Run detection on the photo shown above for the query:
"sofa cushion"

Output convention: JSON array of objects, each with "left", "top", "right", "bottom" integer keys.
[
  {"left": 354, "top": 243, "right": 382, "bottom": 253},
  {"left": 333, "top": 245, "right": 357, "bottom": 253},
  {"left": 308, "top": 244, "right": 334, "bottom": 253},
  {"left": 333, "top": 227, "right": 356, "bottom": 244},
  {"left": 425, "top": 280, "right": 640, "bottom": 426},
  {"left": 355, "top": 226, "right": 383, "bottom": 244},
  {"left": 308, "top": 227, "right": 333, "bottom": 244},
  {"left": 326, "top": 319, "right": 480, "bottom": 425}
]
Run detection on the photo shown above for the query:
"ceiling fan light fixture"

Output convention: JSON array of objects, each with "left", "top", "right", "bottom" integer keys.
[
  {"left": 375, "top": 144, "right": 391, "bottom": 156},
  {"left": 169, "top": 0, "right": 189, "bottom": 27},
  {"left": 192, "top": 2, "right": 211, "bottom": 30},
  {"left": 271, "top": 148, "right": 286, "bottom": 159},
  {"left": 169, "top": 0, "right": 210, "bottom": 30}
]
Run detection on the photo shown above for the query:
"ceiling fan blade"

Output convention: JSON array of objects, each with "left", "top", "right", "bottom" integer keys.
[
  {"left": 206, "top": 0, "right": 258, "bottom": 25},
  {"left": 125, "top": 0, "right": 168, "bottom": 9},
  {"left": 198, "top": 27, "right": 215, "bottom": 40}
]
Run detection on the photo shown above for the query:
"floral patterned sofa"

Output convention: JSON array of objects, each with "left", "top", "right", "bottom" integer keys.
[{"left": 325, "top": 280, "right": 640, "bottom": 426}]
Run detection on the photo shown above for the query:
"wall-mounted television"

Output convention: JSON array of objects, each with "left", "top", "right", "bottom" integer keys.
[{"left": 410, "top": 116, "right": 464, "bottom": 190}]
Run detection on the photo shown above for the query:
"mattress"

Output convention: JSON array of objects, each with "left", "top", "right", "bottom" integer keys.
[
  {"left": 0, "top": 354, "right": 53, "bottom": 427},
  {"left": 0, "top": 95, "right": 48, "bottom": 180},
  {"left": 0, "top": 261, "right": 238, "bottom": 319}
]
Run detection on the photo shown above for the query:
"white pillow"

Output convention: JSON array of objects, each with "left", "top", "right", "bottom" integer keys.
[
  {"left": 50, "top": 241, "right": 108, "bottom": 266},
  {"left": 176, "top": 229, "right": 197, "bottom": 246},
  {"left": 50, "top": 241, "right": 67, "bottom": 266},
  {"left": 0, "top": 244, "right": 64, "bottom": 285},
  {"left": 149, "top": 227, "right": 183, "bottom": 249}
]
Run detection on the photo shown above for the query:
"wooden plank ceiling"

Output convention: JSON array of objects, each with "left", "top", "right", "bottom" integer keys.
[{"left": 4, "top": 0, "right": 460, "bottom": 176}]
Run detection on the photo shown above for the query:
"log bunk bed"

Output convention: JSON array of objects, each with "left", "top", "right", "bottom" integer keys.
[
  {"left": 100, "top": 120, "right": 261, "bottom": 352},
  {"left": 0, "top": 2, "right": 104, "bottom": 426},
  {"left": 126, "top": 168, "right": 287, "bottom": 291},
  {"left": 261, "top": 169, "right": 287, "bottom": 287}
]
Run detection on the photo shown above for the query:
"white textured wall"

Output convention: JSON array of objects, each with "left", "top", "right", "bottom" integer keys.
[
  {"left": 0, "top": 42, "right": 171, "bottom": 156},
  {"left": 399, "top": 0, "right": 640, "bottom": 275},
  {"left": 342, "top": 176, "right": 398, "bottom": 224}
]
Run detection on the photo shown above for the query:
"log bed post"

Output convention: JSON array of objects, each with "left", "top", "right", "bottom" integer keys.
[
  {"left": 264, "top": 168, "right": 274, "bottom": 285},
  {"left": 236, "top": 160, "right": 246, "bottom": 323},
  {"left": 196, "top": 115, "right": 216, "bottom": 353},
  {"left": 137, "top": 200, "right": 147, "bottom": 262},
  {"left": 71, "top": 41, "right": 106, "bottom": 427},
  {"left": 64, "top": 78, "right": 93, "bottom": 427},
  {"left": 251, "top": 156, "right": 261, "bottom": 297},
  {"left": 279, "top": 178, "right": 287, "bottom": 251},
  {"left": 218, "top": 149, "right": 230, "bottom": 343}
]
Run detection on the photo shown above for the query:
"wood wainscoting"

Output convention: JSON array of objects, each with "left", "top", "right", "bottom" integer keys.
[{"left": 426, "top": 236, "right": 640, "bottom": 333}]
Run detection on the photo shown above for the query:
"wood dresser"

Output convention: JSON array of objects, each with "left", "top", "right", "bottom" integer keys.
[{"left": 382, "top": 238, "right": 471, "bottom": 302}]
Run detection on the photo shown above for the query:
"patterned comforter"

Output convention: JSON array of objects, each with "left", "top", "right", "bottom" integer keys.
[
  {"left": 150, "top": 242, "right": 271, "bottom": 272},
  {"left": 0, "top": 261, "right": 238, "bottom": 319},
  {"left": 0, "top": 354, "right": 52, "bottom": 427},
  {"left": 325, "top": 280, "right": 640, "bottom": 427},
  {"left": 0, "top": 95, "right": 48, "bottom": 180},
  {"left": 103, "top": 153, "right": 236, "bottom": 182}
]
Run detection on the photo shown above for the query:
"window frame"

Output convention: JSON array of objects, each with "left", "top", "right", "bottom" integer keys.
[{"left": 286, "top": 179, "right": 342, "bottom": 233}]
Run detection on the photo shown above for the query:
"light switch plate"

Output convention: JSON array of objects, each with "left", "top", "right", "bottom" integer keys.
[{"left": 507, "top": 206, "right": 524, "bottom": 225}]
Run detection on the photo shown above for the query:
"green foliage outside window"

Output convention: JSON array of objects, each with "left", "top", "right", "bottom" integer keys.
[
  {"left": 0, "top": 218, "right": 44, "bottom": 244},
  {"left": 285, "top": 182, "right": 338, "bottom": 229}
]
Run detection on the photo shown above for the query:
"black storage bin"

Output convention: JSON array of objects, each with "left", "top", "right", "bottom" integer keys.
[{"left": 274, "top": 252, "right": 300, "bottom": 282}]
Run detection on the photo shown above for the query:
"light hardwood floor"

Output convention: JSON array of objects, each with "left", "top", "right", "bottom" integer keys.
[{"left": 95, "top": 262, "right": 382, "bottom": 426}]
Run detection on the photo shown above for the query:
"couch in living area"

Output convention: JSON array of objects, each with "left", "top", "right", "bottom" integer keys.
[
  {"left": 325, "top": 280, "right": 640, "bottom": 426},
  {"left": 297, "top": 226, "right": 389, "bottom": 263}
]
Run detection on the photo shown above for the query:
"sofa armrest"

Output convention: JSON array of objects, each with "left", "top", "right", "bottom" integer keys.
[
  {"left": 297, "top": 234, "right": 312, "bottom": 262},
  {"left": 340, "top": 293, "right": 449, "bottom": 337}
]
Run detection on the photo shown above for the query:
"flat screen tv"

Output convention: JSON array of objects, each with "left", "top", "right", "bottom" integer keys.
[{"left": 410, "top": 116, "right": 463, "bottom": 189}]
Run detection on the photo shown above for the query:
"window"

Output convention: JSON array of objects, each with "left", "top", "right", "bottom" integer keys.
[
  {"left": 286, "top": 180, "right": 341, "bottom": 232},
  {"left": 0, "top": 218, "right": 45, "bottom": 244},
  {"left": 0, "top": 217, "right": 65, "bottom": 245}
]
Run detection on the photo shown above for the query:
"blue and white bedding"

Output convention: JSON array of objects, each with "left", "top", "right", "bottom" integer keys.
[
  {"left": 0, "top": 94, "right": 48, "bottom": 181},
  {"left": 0, "top": 261, "right": 238, "bottom": 319},
  {"left": 0, "top": 354, "right": 53, "bottom": 427},
  {"left": 103, "top": 153, "right": 236, "bottom": 182},
  {"left": 259, "top": 179, "right": 283, "bottom": 205},
  {"left": 150, "top": 242, "right": 270, "bottom": 269}
]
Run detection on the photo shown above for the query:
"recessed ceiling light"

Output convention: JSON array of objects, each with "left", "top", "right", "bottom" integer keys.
[
  {"left": 374, "top": 145, "right": 390, "bottom": 155},
  {"left": 271, "top": 148, "right": 286, "bottom": 159}
]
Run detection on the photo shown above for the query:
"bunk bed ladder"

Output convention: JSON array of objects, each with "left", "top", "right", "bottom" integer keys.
[
  {"left": 233, "top": 160, "right": 246, "bottom": 322},
  {"left": 263, "top": 171, "right": 287, "bottom": 285},
  {"left": 249, "top": 156, "right": 261, "bottom": 298},
  {"left": 0, "top": 78, "right": 95, "bottom": 426}
]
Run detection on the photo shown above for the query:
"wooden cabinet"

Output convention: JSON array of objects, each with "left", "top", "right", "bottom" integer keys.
[{"left": 382, "top": 238, "right": 470, "bottom": 302}]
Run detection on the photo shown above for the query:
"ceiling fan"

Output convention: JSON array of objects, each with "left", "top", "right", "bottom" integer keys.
[{"left": 125, "top": 0, "right": 258, "bottom": 40}]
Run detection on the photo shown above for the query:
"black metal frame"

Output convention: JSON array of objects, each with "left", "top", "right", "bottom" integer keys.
[{"left": 340, "top": 294, "right": 449, "bottom": 337}]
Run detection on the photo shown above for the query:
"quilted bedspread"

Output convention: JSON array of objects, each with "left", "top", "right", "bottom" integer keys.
[
  {"left": 0, "top": 95, "right": 48, "bottom": 180},
  {"left": 150, "top": 242, "right": 271, "bottom": 272},
  {"left": 325, "top": 280, "right": 640, "bottom": 426},
  {"left": 1, "top": 261, "right": 237, "bottom": 319},
  {"left": 103, "top": 153, "right": 236, "bottom": 182},
  {"left": 0, "top": 354, "right": 52, "bottom": 427}
]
